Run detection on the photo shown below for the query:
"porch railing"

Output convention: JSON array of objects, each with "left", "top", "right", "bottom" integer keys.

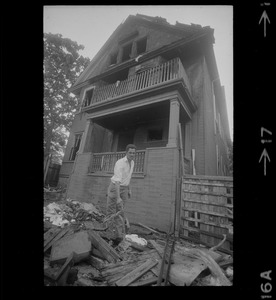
[
  {"left": 89, "top": 150, "right": 146, "bottom": 174},
  {"left": 88, "top": 57, "right": 191, "bottom": 106}
]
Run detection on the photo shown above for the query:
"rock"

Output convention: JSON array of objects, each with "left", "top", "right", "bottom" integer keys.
[{"left": 50, "top": 230, "right": 91, "bottom": 264}]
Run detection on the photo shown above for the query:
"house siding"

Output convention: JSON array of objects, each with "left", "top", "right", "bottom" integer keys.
[
  {"left": 202, "top": 56, "right": 218, "bottom": 175},
  {"left": 186, "top": 57, "right": 205, "bottom": 175}
]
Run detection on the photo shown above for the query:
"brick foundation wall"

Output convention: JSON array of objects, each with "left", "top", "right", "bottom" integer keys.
[{"left": 66, "top": 147, "right": 179, "bottom": 232}]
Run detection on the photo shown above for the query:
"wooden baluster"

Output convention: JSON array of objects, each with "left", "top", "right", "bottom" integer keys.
[
  {"left": 144, "top": 69, "right": 149, "bottom": 88},
  {"left": 160, "top": 63, "right": 164, "bottom": 83},
  {"left": 149, "top": 68, "right": 153, "bottom": 86},
  {"left": 135, "top": 72, "right": 141, "bottom": 91},
  {"left": 169, "top": 60, "right": 172, "bottom": 80},
  {"left": 156, "top": 65, "right": 160, "bottom": 84},
  {"left": 139, "top": 71, "right": 144, "bottom": 90},
  {"left": 138, "top": 71, "right": 144, "bottom": 90}
]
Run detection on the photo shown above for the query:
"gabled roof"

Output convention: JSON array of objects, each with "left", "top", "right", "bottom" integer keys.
[{"left": 70, "top": 14, "right": 214, "bottom": 94}]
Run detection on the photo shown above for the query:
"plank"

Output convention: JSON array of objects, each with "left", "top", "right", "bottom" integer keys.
[
  {"left": 149, "top": 240, "right": 163, "bottom": 258},
  {"left": 54, "top": 252, "right": 76, "bottom": 281},
  {"left": 44, "top": 227, "right": 61, "bottom": 247},
  {"left": 115, "top": 259, "right": 158, "bottom": 286},
  {"left": 181, "top": 248, "right": 231, "bottom": 286},
  {"left": 130, "top": 276, "right": 158, "bottom": 286},
  {"left": 44, "top": 227, "right": 71, "bottom": 252},
  {"left": 88, "top": 230, "right": 121, "bottom": 263}
]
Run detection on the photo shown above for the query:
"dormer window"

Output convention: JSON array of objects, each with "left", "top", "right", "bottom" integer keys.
[
  {"left": 121, "top": 43, "right": 132, "bottom": 62},
  {"left": 109, "top": 51, "right": 118, "bottom": 66},
  {"left": 136, "top": 37, "right": 147, "bottom": 55}
]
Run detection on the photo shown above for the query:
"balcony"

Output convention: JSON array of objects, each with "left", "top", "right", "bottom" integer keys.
[
  {"left": 88, "top": 150, "right": 146, "bottom": 174},
  {"left": 83, "top": 57, "right": 191, "bottom": 108}
]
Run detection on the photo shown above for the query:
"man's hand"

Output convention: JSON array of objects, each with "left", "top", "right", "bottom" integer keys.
[{"left": 128, "top": 189, "right": 132, "bottom": 198}]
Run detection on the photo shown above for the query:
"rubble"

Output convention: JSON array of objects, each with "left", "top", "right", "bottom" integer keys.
[{"left": 44, "top": 198, "right": 233, "bottom": 286}]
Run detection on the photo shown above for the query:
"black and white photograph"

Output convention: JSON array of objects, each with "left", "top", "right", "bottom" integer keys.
[{"left": 43, "top": 5, "right": 234, "bottom": 287}]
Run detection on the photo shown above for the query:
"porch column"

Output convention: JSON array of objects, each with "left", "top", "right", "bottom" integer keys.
[
  {"left": 79, "top": 119, "right": 94, "bottom": 153},
  {"left": 167, "top": 98, "right": 180, "bottom": 148}
]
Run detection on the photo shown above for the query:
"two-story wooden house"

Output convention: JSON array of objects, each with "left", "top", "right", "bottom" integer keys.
[{"left": 58, "top": 14, "right": 232, "bottom": 231}]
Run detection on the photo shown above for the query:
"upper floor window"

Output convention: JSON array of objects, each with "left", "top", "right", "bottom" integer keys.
[
  {"left": 136, "top": 37, "right": 147, "bottom": 55},
  {"left": 109, "top": 51, "right": 118, "bottom": 66},
  {"left": 121, "top": 43, "right": 133, "bottom": 62}
]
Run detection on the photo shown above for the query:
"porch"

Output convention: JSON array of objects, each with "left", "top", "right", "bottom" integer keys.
[{"left": 82, "top": 57, "right": 192, "bottom": 109}]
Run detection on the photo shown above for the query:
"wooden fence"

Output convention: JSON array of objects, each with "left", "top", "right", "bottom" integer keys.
[{"left": 180, "top": 175, "right": 233, "bottom": 252}]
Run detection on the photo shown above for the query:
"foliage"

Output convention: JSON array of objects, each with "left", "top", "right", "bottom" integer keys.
[{"left": 44, "top": 33, "right": 90, "bottom": 163}]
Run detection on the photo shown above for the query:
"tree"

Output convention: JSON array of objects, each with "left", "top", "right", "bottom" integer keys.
[{"left": 44, "top": 33, "right": 90, "bottom": 164}]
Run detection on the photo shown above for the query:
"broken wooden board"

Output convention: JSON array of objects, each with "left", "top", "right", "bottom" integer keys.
[
  {"left": 44, "top": 227, "right": 61, "bottom": 247},
  {"left": 44, "top": 226, "right": 71, "bottom": 253},
  {"left": 182, "top": 248, "right": 231, "bottom": 286},
  {"left": 150, "top": 254, "right": 207, "bottom": 286},
  {"left": 50, "top": 230, "right": 91, "bottom": 265},
  {"left": 100, "top": 250, "right": 160, "bottom": 285},
  {"left": 115, "top": 259, "right": 158, "bottom": 286},
  {"left": 88, "top": 255, "right": 106, "bottom": 270},
  {"left": 54, "top": 252, "right": 76, "bottom": 282},
  {"left": 129, "top": 276, "right": 158, "bottom": 286},
  {"left": 88, "top": 230, "right": 121, "bottom": 263}
]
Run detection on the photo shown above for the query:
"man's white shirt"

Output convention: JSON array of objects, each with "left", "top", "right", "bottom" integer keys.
[{"left": 111, "top": 156, "right": 134, "bottom": 186}]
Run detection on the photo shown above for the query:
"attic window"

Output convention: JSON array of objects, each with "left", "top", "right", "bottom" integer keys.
[
  {"left": 147, "top": 128, "right": 163, "bottom": 141},
  {"left": 109, "top": 51, "right": 118, "bottom": 65},
  {"left": 122, "top": 43, "right": 132, "bottom": 62},
  {"left": 136, "top": 37, "right": 147, "bottom": 55}
]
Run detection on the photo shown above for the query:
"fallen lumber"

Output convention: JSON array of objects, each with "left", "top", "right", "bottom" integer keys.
[
  {"left": 183, "top": 248, "right": 232, "bottom": 286},
  {"left": 138, "top": 223, "right": 162, "bottom": 235},
  {"left": 88, "top": 255, "right": 106, "bottom": 270},
  {"left": 115, "top": 259, "right": 158, "bottom": 286},
  {"left": 44, "top": 227, "right": 61, "bottom": 247},
  {"left": 54, "top": 252, "right": 76, "bottom": 284},
  {"left": 149, "top": 240, "right": 163, "bottom": 258},
  {"left": 130, "top": 276, "right": 158, "bottom": 286},
  {"left": 210, "top": 234, "right": 227, "bottom": 252},
  {"left": 100, "top": 249, "right": 158, "bottom": 271},
  {"left": 88, "top": 230, "right": 121, "bottom": 263},
  {"left": 44, "top": 227, "right": 71, "bottom": 253}
]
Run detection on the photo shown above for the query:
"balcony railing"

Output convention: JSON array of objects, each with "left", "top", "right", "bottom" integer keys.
[
  {"left": 86, "top": 57, "right": 191, "bottom": 106},
  {"left": 89, "top": 150, "right": 146, "bottom": 174}
]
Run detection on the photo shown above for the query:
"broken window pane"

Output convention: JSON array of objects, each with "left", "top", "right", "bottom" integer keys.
[
  {"left": 136, "top": 37, "right": 147, "bottom": 55},
  {"left": 122, "top": 43, "right": 132, "bottom": 62}
]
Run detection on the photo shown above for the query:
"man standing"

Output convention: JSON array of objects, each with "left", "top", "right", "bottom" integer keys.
[{"left": 106, "top": 144, "right": 137, "bottom": 244}]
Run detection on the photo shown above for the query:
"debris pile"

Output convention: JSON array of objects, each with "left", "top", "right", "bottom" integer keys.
[{"left": 44, "top": 199, "right": 233, "bottom": 286}]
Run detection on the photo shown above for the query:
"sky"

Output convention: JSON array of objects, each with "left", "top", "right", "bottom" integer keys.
[{"left": 44, "top": 5, "right": 233, "bottom": 140}]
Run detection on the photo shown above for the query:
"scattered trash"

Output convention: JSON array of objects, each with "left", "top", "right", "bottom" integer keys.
[
  {"left": 44, "top": 199, "right": 232, "bottom": 286},
  {"left": 125, "top": 234, "right": 148, "bottom": 246}
]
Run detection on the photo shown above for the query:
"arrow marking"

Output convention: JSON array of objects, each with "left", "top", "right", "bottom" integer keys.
[
  {"left": 259, "top": 10, "right": 270, "bottom": 37},
  {"left": 259, "top": 148, "right": 271, "bottom": 176},
  {"left": 261, "top": 127, "right": 272, "bottom": 137}
]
